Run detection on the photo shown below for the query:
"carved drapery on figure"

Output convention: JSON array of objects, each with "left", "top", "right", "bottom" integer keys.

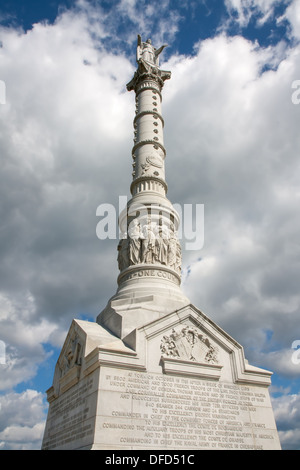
[
  {"left": 118, "top": 217, "right": 181, "bottom": 275},
  {"left": 117, "top": 235, "right": 129, "bottom": 272}
]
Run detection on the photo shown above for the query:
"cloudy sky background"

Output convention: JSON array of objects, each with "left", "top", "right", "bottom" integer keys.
[{"left": 0, "top": 0, "right": 300, "bottom": 449}]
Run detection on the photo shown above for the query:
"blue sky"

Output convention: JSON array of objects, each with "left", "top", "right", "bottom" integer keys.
[{"left": 0, "top": 0, "right": 300, "bottom": 450}]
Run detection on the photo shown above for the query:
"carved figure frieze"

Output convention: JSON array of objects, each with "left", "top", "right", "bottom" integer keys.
[
  {"left": 117, "top": 235, "right": 130, "bottom": 271},
  {"left": 117, "top": 217, "right": 182, "bottom": 274},
  {"left": 160, "top": 325, "right": 219, "bottom": 364}
]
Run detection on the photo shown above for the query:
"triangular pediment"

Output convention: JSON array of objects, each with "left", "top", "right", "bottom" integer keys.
[
  {"left": 48, "top": 319, "right": 133, "bottom": 400},
  {"left": 128, "top": 304, "right": 273, "bottom": 386}
]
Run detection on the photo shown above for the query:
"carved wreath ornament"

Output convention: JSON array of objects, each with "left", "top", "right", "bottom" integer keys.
[{"left": 160, "top": 325, "right": 219, "bottom": 364}]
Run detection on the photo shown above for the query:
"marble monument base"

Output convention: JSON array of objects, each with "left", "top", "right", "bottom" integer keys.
[{"left": 41, "top": 304, "right": 281, "bottom": 450}]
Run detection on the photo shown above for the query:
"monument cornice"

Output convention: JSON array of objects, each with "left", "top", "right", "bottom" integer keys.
[{"left": 126, "top": 60, "right": 171, "bottom": 93}]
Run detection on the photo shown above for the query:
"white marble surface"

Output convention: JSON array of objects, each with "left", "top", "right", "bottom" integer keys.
[{"left": 42, "top": 307, "right": 281, "bottom": 450}]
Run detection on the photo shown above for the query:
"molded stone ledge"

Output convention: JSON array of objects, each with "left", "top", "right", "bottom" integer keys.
[
  {"left": 160, "top": 356, "right": 223, "bottom": 380},
  {"left": 84, "top": 345, "right": 146, "bottom": 376},
  {"left": 45, "top": 385, "right": 57, "bottom": 403},
  {"left": 231, "top": 351, "right": 273, "bottom": 386}
]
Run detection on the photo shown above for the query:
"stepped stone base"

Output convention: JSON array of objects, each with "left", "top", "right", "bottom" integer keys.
[{"left": 42, "top": 304, "right": 281, "bottom": 450}]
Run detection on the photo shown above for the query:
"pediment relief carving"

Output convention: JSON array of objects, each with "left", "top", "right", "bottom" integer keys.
[
  {"left": 58, "top": 330, "right": 83, "bottom": 377},
  {"left": 160, "top": 324, "right": 219, "bottom": 364}
]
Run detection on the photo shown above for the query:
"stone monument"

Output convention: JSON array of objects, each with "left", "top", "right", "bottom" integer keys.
[{"left": 41, "top": 35, "right": 281, "bottom": 450}]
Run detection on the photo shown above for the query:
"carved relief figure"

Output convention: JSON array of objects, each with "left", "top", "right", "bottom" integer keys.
[
  {"left": 175, "top": 238, "right": 182, "bottom": 273},
  {"left": 157, "top": 222, "right": 171, "bottom": 264},
  {"left": 117, "top": 216, "right": 182, "bottom": 275},
  {"left": 117, "top": 236, "right": 129, "bottom": 271},
  {"left": 167, "top": 225, "right": 177, "bottom": 269},
  {"left": 160, "top": 334, "right": 179, "bottom": 358},
  {"left": 128, "top": 219, "right": 141, "bottom": 265},
  {"left": 141, "top": 219, "right": 159, "bottom": 263}
]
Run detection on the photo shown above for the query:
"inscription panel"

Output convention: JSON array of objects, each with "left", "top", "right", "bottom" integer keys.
[
  {"left": 98, "top": 369, "right": 280, "bottom": 450},
  {"left": 42, "top": 373, "right": 98, "bottom": 450}
]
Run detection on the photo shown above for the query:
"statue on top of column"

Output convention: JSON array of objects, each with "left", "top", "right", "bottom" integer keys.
[
  {"left": 136, "top": 35, "right": 167, "bottom": 68},
  {"left": 127, "top": 34, "right": 171, "bottom": 91}
]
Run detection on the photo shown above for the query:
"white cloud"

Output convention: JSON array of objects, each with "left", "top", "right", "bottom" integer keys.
[
  {"left": 0, "top": 5, "right": 134, "bottom": 321},
  {"left": 0, "top": 390, "right": 46, "bottom": 450},
  {"left": 224, "top": 0, "right": 283, "bottom": 28},
  {"left": 284, "top": 0, "right": 300, "bottom": 40},
  {"left": 162, "top": 33, "right": 300, "bottom": 373},
  {"left": 114, "top": 0, "right": 182, "bottom": 46},
  {"left": 272, "top": 392, "right": 300, "bottom": 450},
  {"left": 0, "top": 292, "right": 61, "bottom": 391},
  {"left": 253, "top": 348, "right": 300, "bottom": 380}
]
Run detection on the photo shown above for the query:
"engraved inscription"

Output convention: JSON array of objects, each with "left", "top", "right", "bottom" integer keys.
[
  {"left": 101, "top": 371, "right": 277, "bottom": 450},
  {"left": 42, "top": 377, "right": 95, "bottom": 449},
  {"left": 118, "top": 267, "right": 180, "bottom": 285}
]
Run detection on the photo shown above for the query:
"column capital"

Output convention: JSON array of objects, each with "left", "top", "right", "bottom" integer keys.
[{"left": 126, "top": 60, "right": 171, "bottom": 92}]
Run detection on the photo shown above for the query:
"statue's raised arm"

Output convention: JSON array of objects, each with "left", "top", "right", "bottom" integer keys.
[
  {"left": 154, "top": 44, "right": 168, "bottom": 63},
  {"left": 136, "top": 34, "right": 143, "bottom": 62}
]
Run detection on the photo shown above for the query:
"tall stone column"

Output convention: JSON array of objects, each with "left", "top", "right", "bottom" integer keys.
[{"left": 97, "top": 36, "right": 189, "bottom": 342}]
